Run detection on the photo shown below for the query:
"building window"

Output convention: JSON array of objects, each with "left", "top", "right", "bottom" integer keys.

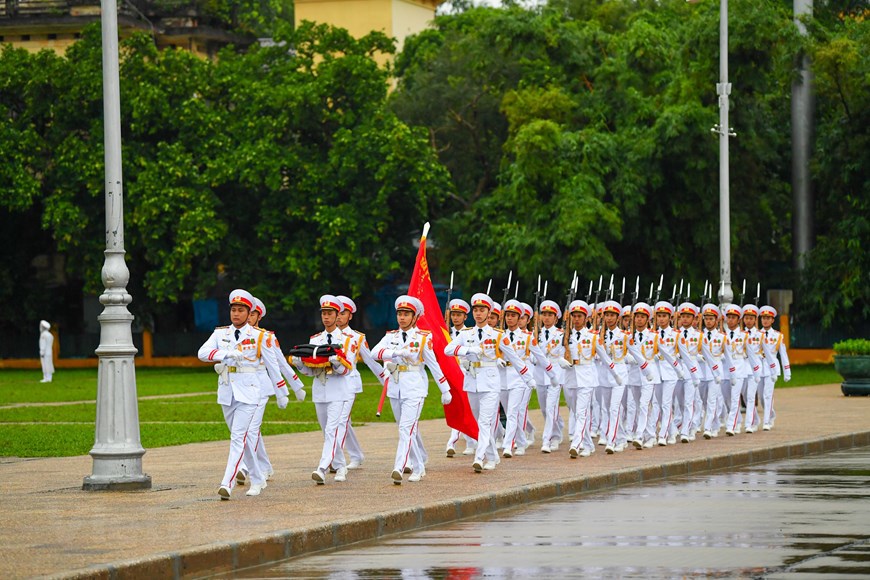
[
  {"left": 48, "top": 34, "right": 58, "bottom": 40},
  {"left": 21, "top": 35, "right": 31, "bottom": 41}
]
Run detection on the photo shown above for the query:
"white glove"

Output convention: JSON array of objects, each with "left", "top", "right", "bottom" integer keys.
[
  {"left": 557, "top": 358, "right": 572, "bottom": 369},
  {"left": 755, "top": 375, "right": 762, "bottom": 386},
  {"left": 223, "top": 350, "right": 241, "bottom": 362},
  {"left": 714, "top": 374, "right": 721, "bottom": 385},
  {"left": 730, "top": 378, "right": 737, "bottom": 387},
  {"left": 213, "top": 363, "right": 224, "bottom": 374},
  {"left": 525, "top": 377, "right": 536, "bottom": 389},
  {"left": 467, "top": 345, "right": 483, "bottom": 356},
  {"left": 294, "top": 388, "right": 306, "bottom": 402},
  {"left": 441, "top": 391, "right": 453, "bottom": 405},
  {"left": 291, "top": 356, "right": 303, "bottom": 367},
  {"left": 784, "top": 373, "right": 791, "bottom": 383},
  {"left": 677, "top": 370, "right": 686, "bottom": 381},
  {"left": 613, "top": 374, "right": 623, "bottom": 386},
  {"left": 550, "top": 377, "right": 560, "bottom": 388},
  {"left": 396, "top": 348, "right": 413, "bottom": 361},
  {"left": 328, "top": 355, "right": 339, "bottom": 364},
  {"left": 276, "top": 394, "right": 289, "bottom": 409},
  {"left": 693, "top": 377, "right": 700, "bottom": 387},
  {"left": 496, "top": 358, "right": 508, "bottom": 368}
]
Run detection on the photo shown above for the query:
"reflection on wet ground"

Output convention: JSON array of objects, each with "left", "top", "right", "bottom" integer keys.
[{"left": 228, "top": 448, "right": 870, "bottom": 578}]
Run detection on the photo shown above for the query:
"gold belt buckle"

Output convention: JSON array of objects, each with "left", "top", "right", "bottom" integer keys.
[
  {"left": 397, "top": 365, "right": 409, "bottom": 372},
  {"left": 504, "top": 361, "right": 511, "bottom": 367},
  {"left": 471, "top": 362, "right": 482, "bottom": 368},
  {"left": 227, "top": 366, "right": 237, "bottom": 373},
  {"left": 573, "top": 360, "right": 580, "bottom": 365}
]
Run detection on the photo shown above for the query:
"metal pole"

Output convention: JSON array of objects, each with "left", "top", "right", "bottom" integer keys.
[
  {"left": 792, "top": 0, "right": 814, "bottom": 271},
  {"left": 83, "top": 0, "right": 151, "bottom": 490},
  {"left": 717, "top": 0, "right": 734, "bottom": 304}
]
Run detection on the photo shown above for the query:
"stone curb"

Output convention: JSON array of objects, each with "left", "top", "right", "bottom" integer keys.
[{"left": 52, "top": 430, "right": 870, "bottom": 580}]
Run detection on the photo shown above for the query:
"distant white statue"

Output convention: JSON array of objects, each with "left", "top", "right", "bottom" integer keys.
[{"left": 39, "top": 320, "right": 54, "bottom": 383}]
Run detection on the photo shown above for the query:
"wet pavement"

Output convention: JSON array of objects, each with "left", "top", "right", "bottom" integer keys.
[{"left": 232, "top": 447, "right": 870, "bottom": 579}]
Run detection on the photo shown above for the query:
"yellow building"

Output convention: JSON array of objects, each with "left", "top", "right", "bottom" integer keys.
[
  {"left": 295, "top": 0, "right": 442, "bottom": 56},
  {"left": 0, "top": 0, "right": 249, "bottom": 57}
]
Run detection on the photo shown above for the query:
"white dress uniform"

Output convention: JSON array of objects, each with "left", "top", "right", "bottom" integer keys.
[
  {"left": 372, "top": 297, "right": 451, "bottom": 483},
  {"left": 445, "top": 294, "right": 533, "bottom": 470},
  {"left": 197, "top": 290, "right": 285, "bottom": 497},
  {"left": 565, "top": 301, "right": 618, "bottom": 456},
  {"left": 699, "top": 308, "right": 735, "bottom": 437},
  {"left": 445, "top": 299, "right": 476, "bottom": 456},
  {"left": 598, "top": 301, "right": 632, "bottom": 452},
  {"left": 499, "top": 300, "right": 558, "bottom": 457},
  {"left": 722, "top": 307, "right": 762, "bottom": 435},
  {"left": 38, "top": 321, "right": 54, "bottom": 383},
  {"left": 516, "top": 301, "right": 541, "bottom": 451},
  {"left": 673, "top": 303, "right": 709, "bottom": 441},
  {"left": 536, "top": 300, "right": 566, "bottom": 451},
  {"left": 759, "top": 306, "right": 791, "bottom": 429},
  {"left": 292, "top": 295, "right": 355, "bottom": 482},
  {"left": 648, "top": 302, "right": 685, "bottom": 445},
  {"left": 741, "top": 304, "right": 767, "bottom": 431},
  {"left": 624, "top": 305, "right": 667, "bottom": 448}
]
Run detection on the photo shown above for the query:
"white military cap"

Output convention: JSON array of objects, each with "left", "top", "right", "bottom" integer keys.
[
  {"left": 742, "top": 304, "right": 759, "bottom": 316},
  {"left": 723, "top": 304, "right": 743, "bottom": 317},
  {"left": 229, "top": 289, "right": 255, "bottom": 310},
  {"left": 601, "top": 300, "right": 621, "bottom": 315},
  {"left": 702, "top": 303, "right": 721, "bottom": 317},
  {"left": 395, "top": 295, "right": 419, "bottom": 314},
  {"left": 449, "top": 298, "right": 470, "bottom": 314},
  {"left": 569, "top": 300, "right": 590, "bottom": 316},
  {"left": 319, "top": 294, "right": 342, "bottom": 312},
  {"left": 252, "top": 297, "right": 266, "bottom": 319},
  {"left": 503, "top": 299, "right": 523, "bottom": 315},
  {"left": 759, "top": 305, "right": 777, "bottom": 317},
  {"left": 654, "top": 301, "right": 674, "bottom": 315},
  {"left": 633, "top": 302, "right": 652, "bottom": 317},
  {"left": 540, "top": 300, "right": 562, "bottom": 318},
  {"left": 470, "top": 293, "right": 494, "bottom": 310},
  {"left": 491, "top": 302, "right": 502, "bottom": 316},
  {"left": 336, "top": 295, "right": 356, "bottom": 313},
  {"left": 677, "top": 302, "right": 699, "bottom": 316},
  {"left": 520, "top": 302, "right": 533, "bottom": 317}
]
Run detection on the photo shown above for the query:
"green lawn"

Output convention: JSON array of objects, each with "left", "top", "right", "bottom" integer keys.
[{"left": 0, "top": 364, "right": 840, "bottom": 457}]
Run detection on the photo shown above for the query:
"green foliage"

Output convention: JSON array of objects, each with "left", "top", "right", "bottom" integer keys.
[
  {"left": 391, "top": 1, "right": 804, "bottom": 293},
  {"left": 833, "top": 339, "right": 870, "bottom": 356},
  {"left": 0, "top": 22, "right": 450, "bottom": 324}
]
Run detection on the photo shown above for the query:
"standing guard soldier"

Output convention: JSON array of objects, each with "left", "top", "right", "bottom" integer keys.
[
  {"left": 197, "top": 289, "right": 287, "bottom": 500},
  {"left": 445, "top": 293, "right": 534, "bottom": 472},
  {"left": 291, "top": 295, "right": 355, "bottom": 485},
  {"left": 38, "top": 320, "right": 54, "bottom": 383},
  {"left": 372, "top": 296, "right": 452, "bottom": 484},
  {"left": 759, "top": 305, "right": 791, "bottom": 430}
]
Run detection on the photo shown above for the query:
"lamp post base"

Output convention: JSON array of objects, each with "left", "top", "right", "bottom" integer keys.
[{"left": 83, "top": 474, "right": 152, "bottom": 491}]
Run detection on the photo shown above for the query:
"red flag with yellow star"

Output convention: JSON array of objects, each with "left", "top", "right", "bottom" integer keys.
[{"left": 408, "top": 224, "right": 479, "bottom": 440}]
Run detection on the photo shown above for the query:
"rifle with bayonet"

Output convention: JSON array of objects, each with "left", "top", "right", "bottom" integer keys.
[
  {"left": 444, "top": 270, "right": 454, "bottom": 328},
  {"left": 498, "top": 271, "right": 512, "bottom": 330}
]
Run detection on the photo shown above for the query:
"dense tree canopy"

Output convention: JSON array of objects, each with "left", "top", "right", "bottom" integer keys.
[
  {"left": 0, "top": 22, "right": 451, "bottom": 327},
  {"left": 391, "top": 0, "right": 867, "bottom": 328}
]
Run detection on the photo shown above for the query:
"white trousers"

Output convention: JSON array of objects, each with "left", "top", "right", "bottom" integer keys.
[
  {"left": 390, "top": 396, "right": 425, "bottom": 473},
  {"left": 500, "top": 388, "right": 527, "bottom": 452},
  {"left": 693, "top": 382, "right": 705, "bottom": 432},
  {"left": 743, "top": 376, "right": 761, "bottom": 429},
  {"left": 518, "top": 386, "right": 536, "bottom": 449},
  {"left": 541, "top": 383, "right": 564, "bottom": 446},
  {"left": 569, "top": 386, "right": 594, "bottom": 452},
  {"left": 677, "top": 379, "right": 697, "bottom": 438},
  {"left": 626, "top": 383, "right": 655, "bottom": 441},
  {"left": 564, "top": 386, "right": 577, "bottom": 439},
  {"left": 702, "top": 380, "right": 722, "bottom": 433},
  {"left": 762, "top": 376, "right": 777, "bottom": 425},
  {"left": 240, "top": 397, "right": 271, "bottom": 478},
  {"left": 220, "top": 400, "right": 261, "bottom": 488},
  {"left": 315, "top": 400, "right": 351, "bottom": 472},
  {"left": 474, "top": 391, "right": 501, "bottom": 463},
  {"left": 651, "top": 380, "right": 677, "bottom": 439},
  {"left": 601, "top": 385, "right": 625, "bottom": 446}
]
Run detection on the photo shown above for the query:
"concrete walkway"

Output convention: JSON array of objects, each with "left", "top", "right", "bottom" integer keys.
[{"left": 1, "top": 384, "right": 868, "bottom": 579}]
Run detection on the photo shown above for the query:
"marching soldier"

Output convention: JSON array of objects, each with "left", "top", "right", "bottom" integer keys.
[
  {"left": 371, "top": 296, "right": 452, "bottom": 484},
  {"left": 649, "top": 301, "right": 685, "bottom": 446},
  {"left": 336, "top": 295, "right": 388, "bottom": 470},
  {"left": 699, "top": 304, "right": 733, "bottom": 439},
  {"left": 599, "top": 300, "right": 630, "bottom": 453},
  {"left": 741, "top": 304, "right": 766, "bottom": 432},
  {"left": 445, "top": 298, "right": 475, "bottom": 457},
  {"left": 674, "top": 302, "right": 708, "bottom": 443},
  {"left": 236, "top": 297, "right": 306, "bottom": 488},
  {"left": 722, "top": 304, "right": 762, "bottom": 435},
  {"left": 445, "top": 293, "right": 534, "bottom": 472},
  {"left": 291, "top": 295, "right": 355, "bottom": 485},
  {"left": 759, "top": 305, "right": 791, "bottom": 430},
  {"left": 515, "top": 302, "right": 540, "bottom": 453},
  {"left": 625, "top": 302, "right": 671, "bottom": 449},
  {"left": 536, "top": 300, "right": 566, "bottom": 453},
  {"left": 197, "top": 289, "right": 287, "bottom": 500}
]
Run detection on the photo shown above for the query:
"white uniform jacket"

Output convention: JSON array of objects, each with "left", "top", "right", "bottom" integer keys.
[
  {"left": 677, "top": 326, "right": 713, "bottom": 382},
  {"left": 654, "top": 326, "right": 685, "bottom": 382},
  {"left": 626, "top": 329, "right": 665, "bottom": 386},
  {"left": 294, "top": 328, "right": 354, "bottom": 403},
  {"left": 700, "top": 328, "right": 735, "bottom": 382},
  {"left": 198, "top": 324, "right": 285, "bottom": 406},
  {"left": 343, "top": 327, "right": 387, "bottom": 394},
  {"left": 566, "top": 327, "right": 617, "bottom": 388},
  {"left": 445, "top": 325, "right": 531, "bottom": 393},
  {"left": 536, "top": 325, "right": 565, "bottom": 386},
  {"left": 724, "top": 327, "right": 760, "bottom": 380},
  {"left": 761, "top": 328, "right": 791, "bottom": 380},
  {"left": 371, "top": 327, "right": 449, "bottom": 399}
]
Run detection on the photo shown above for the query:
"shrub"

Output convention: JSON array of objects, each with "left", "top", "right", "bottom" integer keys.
[{"left": 833, "top": 339, "right": 870, "bottom": 356}]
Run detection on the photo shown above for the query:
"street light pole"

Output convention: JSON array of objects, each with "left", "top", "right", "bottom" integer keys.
[
  {"left": 715, "top": 0, "right": 734, "bottom": 304},
  {"left": 82, "top": 0, "right": 151, "bottom": 490}
]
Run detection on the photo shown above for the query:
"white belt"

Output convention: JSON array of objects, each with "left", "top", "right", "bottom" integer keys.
[
  {"left": 227, "top": 366, "right": 258, "bottom": 374},
  {"left": 573, "top": 359, "right": 594, "bottom": 366},
  {"left": 471, "top": 361, "right": 497, "bottom": 368}
]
